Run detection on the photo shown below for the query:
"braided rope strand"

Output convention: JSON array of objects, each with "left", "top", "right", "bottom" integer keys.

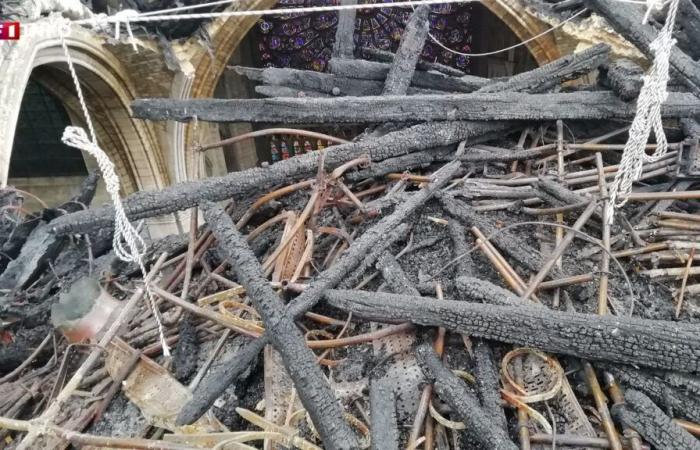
[
  {"left": 606, "top": 0, "right": 680, "bottom": 224},
  {"left": 59, "top": 25, "right": 170, "bottom": 356}
]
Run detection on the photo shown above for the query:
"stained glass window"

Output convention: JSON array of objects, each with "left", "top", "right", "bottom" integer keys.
[{"left": 255, "top": 0, "right": 472, "bottom": 72}]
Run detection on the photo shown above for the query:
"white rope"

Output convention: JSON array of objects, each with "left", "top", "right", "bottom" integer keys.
[
  {"left": 58, "top": 24, "right": 170, "bottom": 356},
  {"left": 72, "top": 0, "right": 479, "bottom": 25},
  {"left": 112, "top": 9, "right": 140, "bottom": 52},
  {"left": 425, "top": 7, "right": 586, "bottom": 57},
  {"left": 606, "top": 0, "right": 679, "bottom": 224}
]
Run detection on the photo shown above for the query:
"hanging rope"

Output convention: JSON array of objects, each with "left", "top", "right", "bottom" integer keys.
[
  {"left": 606, "top": 0, "right": 680, "bottom": 224},
  {"left": 58, "top": 23, "right": 170, "bottom": 356}
]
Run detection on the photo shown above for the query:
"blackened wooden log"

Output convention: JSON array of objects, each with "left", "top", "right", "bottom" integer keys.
[
  {"left": 416, "top": 342, "right": 518, "bottom": 450},
  {"left": 650, "top": 0, "right": 700, "bottom": 60},
  {"left": 339, "top": 223, "right": 409, "bottom": 289},
  {"left": 382, "top": 5, "right": 430, "bottom": 95},
  {"left": 0, "top": 172, "right": 101, "bottom": 290},
  {"left": 369, "top": 379, "right": 399, "bottom": 450},
  {"left": 454, "top": 276, "right": 538, "bottom": 307},
  {"left": 324, "top": 289, "right": 700, "bottom": 373},
  {"left": 477, "top": 43, "right": 610, "bottom": 94},
  {"left": 131, "top": 91, "right": 700, "bottom": 124},
  {"left": 235, "top": 66, "right": 439, "bottom": 97},
  {"left": 612, "top": 389, "right": 700, "bottom": 450},
  {"left": 330, "top": 58, "right": 486, "bottom": 93},
  {"left": 586, "top": 0, "right": 700, "bottom": 96},
  {"left": 447, "top": 221, "right": 474, "bottom": 277},
  {"left": 604, "top": 365, "right": 700, "bottom": 423},
  {"left": 255, "top": 85, "right": 331, "bottom": 98},
  {"left": 376, "top": 252, "right": 419, "bottom": 296},
  {"left": 200, "top": 203, "right": 359, "bottom": 450},
  {"left": 332, "top": 0, "right": 356, "bottom": 59},
  {"left": 344, "top": 147, "right": 452, "bottom": 182},
  {"left": 599, "top": 59, "right": 643, "bottom": 101},
  {"left": 51, "top": 122, "right": 506, "bottom": 236},
  {"left": 359, "top": 46, "right": 468, "bottom": 77},
  {"left": 473, "top": 340, "right": 509, "bottom": 431},
  {"left": 438, "top": 192, "right": 564, "bottom": 278},
  {"left": 178, "top": 162, "right": 461, "bottom": 425}
]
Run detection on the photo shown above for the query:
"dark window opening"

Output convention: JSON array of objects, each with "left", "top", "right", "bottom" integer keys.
[{"left": 9, "top": 79, "right": 88, "bottom": 178}]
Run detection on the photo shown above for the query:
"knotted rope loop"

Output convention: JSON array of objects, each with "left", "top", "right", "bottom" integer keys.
[
  {"left": 606, "top": 0, "right": 680, "bottom": 224},
  {"left": 113, "top": 9, "right": 140, "bottom": 52}
]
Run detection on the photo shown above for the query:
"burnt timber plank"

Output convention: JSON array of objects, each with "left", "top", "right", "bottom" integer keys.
[
  {"left": 323, "top": 289, "right": 700, "bottom": 373},
  {"left": 382, "top": 5, "right": 430, "bottom": 95},
  {"left": 477, "top": 43, "right": 610, "bottom": 94},
  {"left": 131, "top": 91, "right": 700, "bottom": 124},
  {"left": 50, "top": 122, "right": 510, "bottom": 236},
  {"left": 586, "top": 0, "right": 700, "bottom": 96}
]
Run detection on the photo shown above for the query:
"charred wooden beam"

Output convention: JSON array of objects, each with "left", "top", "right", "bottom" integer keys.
[
  {"left": 613, "top": 389, "right": 700, "bottom": 450},
  {"left": 586, "top": 0, "right": 700, "bottom": 96},
  {"left": 604, "top": 365, "right": 700, "bottom": 423},
  {"left": 376, "top": 252, "right": 419, "bottom": 295},
  {"left": 359, "top": 46, "right": 468, "bottom": 77},
  {"left": 477, "top": 43, "right": 610, "bottom": 94},
  {"left": 340, "top": 223, "right": 410, "bottom": 289},
  {"left": 178, "top": 162, "right": 461, "bottom": 425},
  {"left": 416, "top": 342, "right": 518, "bottom": 450},
  {"left": 650, "top": 0, "right": 700, "bottom": 60},
  {"left": 255, "top": 84, "right": 331, "bottom": 98},
  {"left": 599, "top": 59, "right": 643, "bottom": 101},
  {"left": 200, "top": 203, "right": 359, "bottom": 450},
  {"left": 438, "top": 192, "right": 564, "bottom": 278},
  {"left": 329, "top": 58, "right": 486, "bottom": 93},
  {"left": 369, "top": 379, "right": 399, "bottom": 450},
  {"left": 234, "top": 66, "right": 439, "bottom": 97},
  {"left": 51, "top": 122, "right": 507, "bottom": 236},
  {"left": 382, "top": 5, "right": 430, "bottom": 95},
  {"left": 447, "top": 221, "right": 474, "bottom": 277},
  {"left": 131, "top": 91, "right": 700, "bottom": 124},
  {"left": 454, "top": 276, "right": 532, "bottom": 308},
  {"left": 473, "top": 340, "right": 509, "bottom": 431},
  {"left": 332, "top": 0, "right": 356, "bottom": 59},
  {"left": 324, "top": 289, "right": 700, "bottom": 373},
  {"left": 0, "top": 172, "right": 101, "bottom": 290}
]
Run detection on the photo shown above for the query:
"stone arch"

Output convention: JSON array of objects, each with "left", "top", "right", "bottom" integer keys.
[
  {"left": 171, "top": 0, "right": 561, "bottom": 180},
  {"left": 0, "top": 21, "right": 168, "bottom": 193}
]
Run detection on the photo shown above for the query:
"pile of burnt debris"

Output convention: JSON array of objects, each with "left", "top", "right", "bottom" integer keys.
[{"left": 3, "top": 1, "right": 700, "bottom": 449}]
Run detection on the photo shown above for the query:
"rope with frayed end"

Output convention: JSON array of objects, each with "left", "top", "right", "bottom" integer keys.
[
  {"left": 607, "top": 0, "right": 680, "bottom": 224},
  {"left": 58, "top": 23, "right": 169, "bottom": 356}
]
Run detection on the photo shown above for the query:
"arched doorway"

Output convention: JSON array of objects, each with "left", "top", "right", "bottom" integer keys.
[{"left": 0, "top": 22, "right": 168, "bottom": 199}]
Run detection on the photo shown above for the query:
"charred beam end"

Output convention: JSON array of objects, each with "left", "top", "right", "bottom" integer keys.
[
  {"left": 324, "top": 289, "right": 700, "bottom": 373},
  {"left": 331, "top": 0, "right": 356, "bottom": 59},
  {"left": 382, "top": 5, "right": 430, "bottom": 96},
  {"left": 447, "top": 221, "right": 474, "bottom": 277},
  {"left": 329, "top": 57, "right": 486, "bottom": 93},
  {"left": 340, "top": 223, "right": 410, "bottom": 289},
  {"left": 180, "top": 163, "right": 461, "bottom": 425},
  {"left": 473, "top": 340, "right": 509, "bottom": 431},
  {"left": 613, "top": 389, "right": 700, "bottom": 450},
  {"left": 416, "top": 342, "right": 518, "bottom": 450},
  {"left": 369, "top": 379, "right": 400, "bottom": 450},
  {"left": 50, "top": 122, "right": 498, "bottom": 236},
  {"left": 198, "top": 203, "right": 359, "bottom": 450},
  {"left": 359, "top": 46, "right": 469, "bottom": 78},
  {"left": 477, "top": 43, "right": 610, "bottom": 94},
  {"left": 603, "top": 365, "right": 700, "bottom": 423},
  {"left": 599, "top": 59, "right": 643, "bottom": 102},
  {"left": 376, "top": 252, "right": 419, "bottom": 296},
  {"left": 130, "top": 92, "right": 700, "bottom": 124},
  {"left": 585, "top": 0, "right": 700, "bottom": 96}
]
